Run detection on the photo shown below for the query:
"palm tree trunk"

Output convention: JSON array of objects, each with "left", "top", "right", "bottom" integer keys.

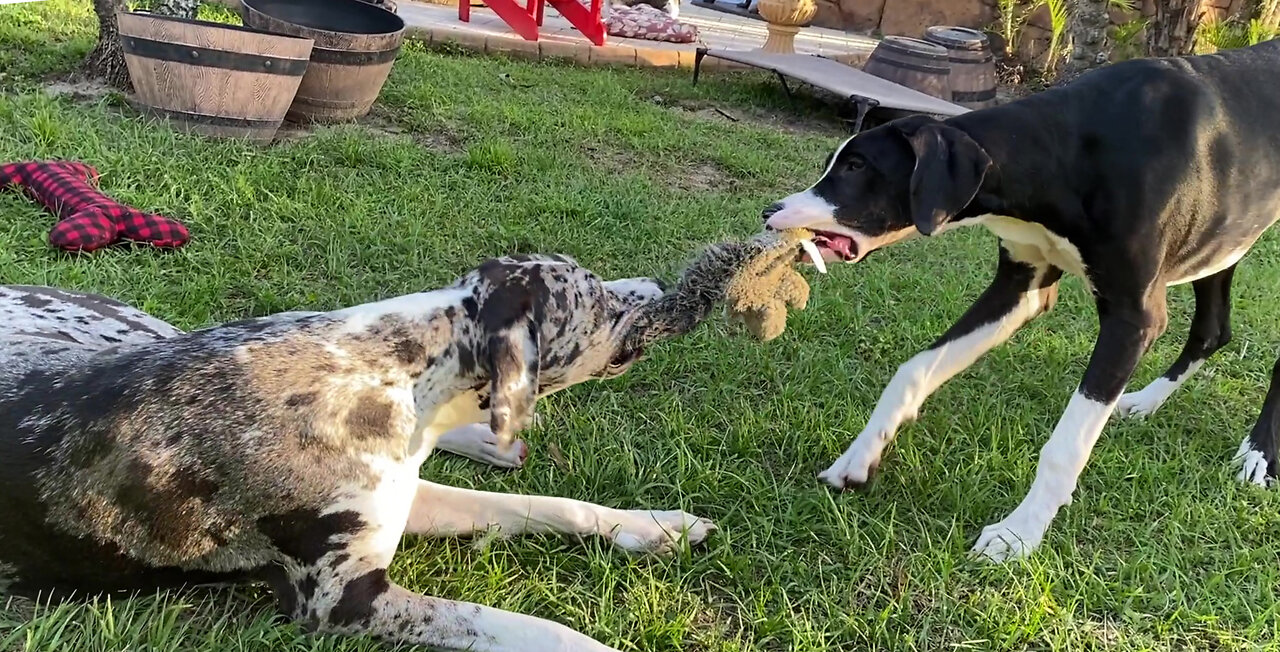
[
  {"left": 1062, "top": 0, "right": 1112, "bottom": 76},
  {"left": 151, "top": 0, "right": 202, "bottom": 19},
  {"left": 1253, "top": 0, "right": 1279, "bottom": 29},
  {"left": 81, "top": 0, "right": 131, "bottom": 89},
  {"left": 1147, "top": 0, "right": 1207, "bottom": 57}
]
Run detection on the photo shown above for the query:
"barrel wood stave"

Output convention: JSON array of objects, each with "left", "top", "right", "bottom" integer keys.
[
  {"left": 862, "top": 36, "right": 952, "bottom": 101},
  {"left": 117, "top": 11, "right": 313, "bottom": 141},
  {"left": 923, "top": 26, "right": 997, "bottom": 110},
  {"left": 241, "top": 0, "right": 406, "bottom": 123}
]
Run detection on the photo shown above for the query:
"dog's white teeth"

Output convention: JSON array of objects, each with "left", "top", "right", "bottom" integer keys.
[{"left": 798, "top": 239, "right": 828, "bottom": 274}]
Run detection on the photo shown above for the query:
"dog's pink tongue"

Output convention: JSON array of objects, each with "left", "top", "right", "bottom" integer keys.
[
  {"left": 828, "top": 236, "right": 854, "bottom": 259},
  {"left": 814, "top": 234, "right": 855, "bottom": 261}
]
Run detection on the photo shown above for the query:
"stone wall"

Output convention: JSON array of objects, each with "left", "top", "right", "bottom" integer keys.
[
  {"left": 810, "top": 0, "right": 1257, "bottom": 61},
  {"left": 1015, "top": 0, "right": 1255, "bottom": 70},
  {"left": 810, "top": 0, "right": 993, "bottom": 38}
]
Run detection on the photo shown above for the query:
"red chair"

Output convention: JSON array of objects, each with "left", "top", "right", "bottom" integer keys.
[{"left": 459, "top": 0, "right": 606, "bottom": 46}]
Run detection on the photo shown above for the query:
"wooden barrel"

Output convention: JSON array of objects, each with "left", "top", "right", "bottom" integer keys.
[
  {"left": 863, "top": 36, "right": 951, "bottom": 101},
  {"left": 117, "top": 12, "right": 313, "bottom": 142},
  {"left": 924, "top": 26, "right": 996, "bottom": 110},
  {"left": 241, "top": 0, "right": 406, "bottom": 123}
]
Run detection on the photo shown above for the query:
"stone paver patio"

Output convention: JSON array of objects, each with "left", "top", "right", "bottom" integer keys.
[{"left": 398, "top": 0, "right": 879, "bottom": 68}]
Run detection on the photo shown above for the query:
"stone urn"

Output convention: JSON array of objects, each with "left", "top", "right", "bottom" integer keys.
[{"left": 756, "top": 0, "right": 816, "bottom": 54}]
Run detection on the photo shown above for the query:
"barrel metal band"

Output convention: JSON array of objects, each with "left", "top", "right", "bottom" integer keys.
[
  {"left": 871, "top": 56, "right": 950, "bottom": 75},
  {"left": 880, "top": 46, "right": 949, "bottom": 62},
  {"left": 139, "top": 104, "right": 283, "bottom": 129},
  {"left": 309, "top": 45, "right": 401, "bottom": 65},
  {"left": 121, "top": 36, "right": 309, "bottom": 76}
]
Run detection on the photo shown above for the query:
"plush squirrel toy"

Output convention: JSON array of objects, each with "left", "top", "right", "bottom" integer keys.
[
  {"left": 625, "top": 228, "right": 818, "bottom": 348},
  {"left": 722, "top": 227, "right": 814, "bottom": 341}
]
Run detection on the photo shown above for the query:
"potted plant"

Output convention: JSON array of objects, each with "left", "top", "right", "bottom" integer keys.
[{"left": 756, "top": 0, "right": 816, "bottom": 53}]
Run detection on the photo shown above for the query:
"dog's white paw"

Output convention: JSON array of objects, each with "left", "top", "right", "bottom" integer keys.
[
  {"left": 1115, "top": 390, "right": 1164, "bottom": 419},
  {"left": 970, "top": 517, "right": 1044, "bottom": 563},
  {"left": 609, "top": 510, "right": 716, "bottom": 554},
  {"left": 479, "top": 439, "right": 529, "bottom": 469},
  {"left": 1234, "top": 438, "right": 1274, "bottom": 487},
  {"left": 460, "top": 434, "right": 528, "bottom": 469},
  {"left": 1115, "top": 379, "right": 1178, "bottom": 419},
  {"left": 436, "top": 423, "right": 529, "bottom": 469},
  {"left": 818, "top": 440, "right": 882, "bottom": 490}
]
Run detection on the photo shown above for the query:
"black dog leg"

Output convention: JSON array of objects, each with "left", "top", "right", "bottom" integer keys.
[
  {"left": 1237, "top": 354, "right": 1280, "bottom": 486},
  {"left": 1118, "top": 265, "right": 1236, "bottom": 418},
  {"left": 820, "top": 245, "right": 1062, "bottom": 490}
]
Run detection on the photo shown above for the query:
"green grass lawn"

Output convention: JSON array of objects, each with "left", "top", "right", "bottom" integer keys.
[{"left": 3, "top": 2, "right": 1280, "bottom": 650}]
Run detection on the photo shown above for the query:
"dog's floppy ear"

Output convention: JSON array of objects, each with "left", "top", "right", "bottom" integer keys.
[
  {"left": 481, "top": 296, "right": 541, "bottom": 450},
  {"left": 898, "top": 122, "right": 992, "bottom": 236}
]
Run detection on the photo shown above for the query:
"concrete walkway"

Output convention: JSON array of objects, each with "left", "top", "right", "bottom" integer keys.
[{"left": 399, "top": 0, "right": 878, "bottom": 68}]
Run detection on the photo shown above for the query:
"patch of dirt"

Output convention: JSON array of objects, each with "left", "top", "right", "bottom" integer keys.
[
  {"left": 270, "top": 122, "right": 315, "bottom": 143},
  {"left": 410, "top": 129, "right": 465, "bottom": 154},
  {"left": 995, "top": 60, "right": 1051, "bottom": 103},
  {"left": 665, "top": 97, "right": 847, "bottom": 137},
  {"left": 673, "top": 161, "right": 739, "bottom": 193},
  {"left": 359, "top": 107, "right": 465, "bottom": 154},
  {"left": 581, "top": 143, "right": 638, "bottom": 174},
  {"left": 579, "top": 142, "right": 735, "bottom": 192},
  {"left": 42, "top": 78, "right": 117, "bottom": 102}
]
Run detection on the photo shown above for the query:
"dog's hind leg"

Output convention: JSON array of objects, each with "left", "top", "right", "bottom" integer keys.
[
  {"left": 1235, "top": 353, "right": 1280, "bottom": 487},
  {"left": 435, "top": 423, "right": 529, "bottom": 468},
  {"left": 1117, "top": 265, "right": 1235, "bottom": 418},
  {"left": 265, "top": 478, "right": 624, "bottom": 651},
  {"left": 283, "top": 561, "right": 622, "bottom": 652},
  {"left": 820, "top": 245, "right": 1062, "bottom": 490},
  {"left": 404, "top": 480, "right": 715, "bottom": 554}
]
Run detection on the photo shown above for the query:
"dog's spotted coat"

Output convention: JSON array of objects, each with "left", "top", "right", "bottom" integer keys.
[{"left": 0, "top": 250, "right": 758, "bottom": 651}]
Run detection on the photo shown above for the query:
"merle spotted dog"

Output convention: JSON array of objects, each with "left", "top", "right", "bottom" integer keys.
[
  {"left": 0, "top": 255, "right": 718, "bottom": 651},
  {"left": 763, "top": 39, "right": 1280, "bottom": 561}
]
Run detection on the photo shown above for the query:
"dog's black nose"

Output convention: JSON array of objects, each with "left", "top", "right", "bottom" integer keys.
[{"left": 761, "top": 201, "right": 784, "bottom": 223}]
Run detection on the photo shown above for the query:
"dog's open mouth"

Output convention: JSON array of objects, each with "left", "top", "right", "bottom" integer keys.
[
  {"left": 796, "top": 231, "right": 856, "bottom": 274},
  {"left": 812, "top": 231, "right": 857, "bottom": 261}
]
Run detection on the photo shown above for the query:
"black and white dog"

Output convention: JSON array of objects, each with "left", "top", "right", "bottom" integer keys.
[
  {"left": 0, "top": 255, "right": 719, "bottom": 651},
  {"left": 763, "top": 40, "right": 1280, "bottom": 561}
]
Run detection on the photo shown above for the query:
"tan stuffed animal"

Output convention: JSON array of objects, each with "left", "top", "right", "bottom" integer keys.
[
  {"left": 723, "top": 228, "right": 814, "bottom": 341},
  {"left": 623, "top": 228, "right": 818, "bottom": 350}
]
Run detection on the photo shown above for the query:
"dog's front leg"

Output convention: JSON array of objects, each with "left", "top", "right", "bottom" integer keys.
[
  {"left": 405, "top": 480, "right": 715, "bottom": 554},
  {"left": 435, "top": 423, "right": 530, "bottom": 468},
  {"left": 972, "top": 291, "right": 1167, "bottom": 562},
  {"left": 821, "top": 247, "right": 1061, "bottom": 489}
]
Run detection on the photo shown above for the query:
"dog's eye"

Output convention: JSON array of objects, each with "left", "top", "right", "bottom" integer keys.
[{"left": 846, "top": 155, "right": 867, "bottom": 171}]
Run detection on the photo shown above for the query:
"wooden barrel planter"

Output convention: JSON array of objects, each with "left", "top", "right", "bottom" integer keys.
[
  {"left": 923, "top": 26, "right": 997, "bottom": 110},
  {"left": 862, "top": 36, "right": 951, "bottom": 101},
  {"left": 241, "top": 0, "right": 406, "bottom": 123},
  {"left": 118, "top": 12, "right": 314, "bottom": 142}
]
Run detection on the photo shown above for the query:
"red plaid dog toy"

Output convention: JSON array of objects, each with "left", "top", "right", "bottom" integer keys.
[{"left": 0, "top": 160, "right": 190, "bottom": 252}]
